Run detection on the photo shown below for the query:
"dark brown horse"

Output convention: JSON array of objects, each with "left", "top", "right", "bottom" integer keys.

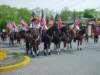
[
  {"left": 93, "top": 29, "right": 99, "bottom": 44},
  {"left": 1, "top": 32, "right": 7, "bottom": 41},
  {"left": 62, "top": 29, "right": 74, "bottom": 50},
  {"left": 74, "top": 29, "right": 86, "bottom": 50},
  {"left": 9, "top": 31, "right": 21, "bottom": 46},
  {"left": 30, "top": 29, "right": 41, "bottom": 56},
  {"left": 52, "top": 30, "right": 62, "bottom": 54},
  {"left": 24, "top": 29, "right": 40, "bottom": 56},
  {"left": 42, "top": 27, "right": 53, "bottom": 55},
  {"left": 25, "top": 30, "right": 32, "bottom": 55}
]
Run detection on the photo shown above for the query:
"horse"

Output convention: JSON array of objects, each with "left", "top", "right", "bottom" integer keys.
[
  {"left": 62, "top": 29, "right": 70, "bottom": 50},
  {"left": 52, "top": 29, "right": 62, "bottom": 55},
  {"left": 25, "top": 30, "right": 32, "bottom": 55},
  {"left": 0, "top": 32, "right": 7, "bottom": 41},
  {"left": 94, "top": 33, "right": 99, "bottom": 44},
  {"left": 19, "top": 30, "right": 26, "bottom": 39},
  {"left": 9, "top": 31, "right": 22, "bottom": 46},
  {"left": 41, "top": 27, "right": 53, "bottom": 55},
  {"left": 63, "top": 29, "right": 75, "bottom": 50},
  {"left": 84, "top": 33, "right": 89, "bottom": 43},
  {"left": 74, "top": 29, "right": 86, "bottom": 50},
  {"left": 30, "top": 29, "right": 41, "bottom": 56},
  {"left": 9, "top": 32, "right": 16, "bottom": 46}
]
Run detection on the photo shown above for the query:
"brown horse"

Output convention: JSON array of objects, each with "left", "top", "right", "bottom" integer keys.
[
  {"left": 9, "top": 31, "right": 21, "bottom": 46},
  {"left": 41, "top": 27, "right": 53, "bottom": 55},
  {"left": 93, "top": 29, "right": 99, "bottom": 44},
  {"left": 62, "top": 29, "right": 74, "bottom": 50},
  {"left": 30, "top": 29, "right": 41, "bottom": 56},
  {"left": 52, "top": 30, "right": 62, "bottom": 55},
  {"left": 74, "top": 29, "right": 86, "bottom": 50},
  {"left": 25, "top": 30, "right": 32, "bottom": 55},
  {"left": 1, "top": 32, "right": 7, "bottom": 41}
]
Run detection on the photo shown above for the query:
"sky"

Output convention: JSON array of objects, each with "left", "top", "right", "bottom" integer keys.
[{"left": 0, "top": 0, "right": 100, "bottom": 11}]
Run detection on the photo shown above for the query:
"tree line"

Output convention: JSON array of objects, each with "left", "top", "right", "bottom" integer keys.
[{"left": 0, "top": 5, "right": 100, "bottom": 28}]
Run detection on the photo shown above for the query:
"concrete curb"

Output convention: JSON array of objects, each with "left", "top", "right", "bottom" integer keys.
[{"left": 0, "top": 56, "right": 30, "bottom": 72}]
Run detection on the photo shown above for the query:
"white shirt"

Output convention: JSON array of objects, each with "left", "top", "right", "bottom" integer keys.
[
  {"left": 33, "top": 23, "right": 41, "bottom": 29},
  {"left": 29, "top": 23, "right": 33, "bottom": 29}
]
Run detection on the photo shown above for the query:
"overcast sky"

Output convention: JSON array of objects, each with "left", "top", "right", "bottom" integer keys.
[{"left": 0, "top": 0, "right": 100, "bottom": 11}]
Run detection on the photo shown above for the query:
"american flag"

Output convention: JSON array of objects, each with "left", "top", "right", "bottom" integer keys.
[
  {"left": 12, "top": 22, "right": 17, "bottom": 29},
  {"left": 20, "top": 18, "right": 29, "bottom": 30},
  {"left": 40, "top": 10, "right": 47, "bottom": 30},
  {"left": 73, "top": 17, "right": 79, "bottom": 32},
  {"left": 6, "top": 22, "right": 13, "bottom": 30}
]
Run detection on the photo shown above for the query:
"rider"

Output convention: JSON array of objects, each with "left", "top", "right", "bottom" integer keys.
[
  {"left": 54, "top": 14, "right": 63, "bottom": 32},
  {"left": 30, "top": 16, "right": 41, "bottom": 32}
]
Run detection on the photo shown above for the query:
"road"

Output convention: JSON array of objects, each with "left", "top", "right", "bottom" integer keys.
[{"left": 1, "top": 38, "right": 100, "bottom": 75}]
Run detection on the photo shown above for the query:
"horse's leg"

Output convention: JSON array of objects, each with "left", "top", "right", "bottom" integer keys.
[
  {"left": 36, "top": 42, "right": 39, "bottom": 56},
  {"left": 44, "top": 43, "right": 47, "bottom": 56},
  {"left": 48, "top": 43, "right": 51, "bottom": 55},
  {"left": 26, "top": 47, "right": 30, "bottom": 55},
  {"left": 96, "top": 38, "right": 98, "bottom": 43},
  {"left": 70, "top": 41, "right": 72, "bottom": 49},
  {"left": 57, "top": 43, "right": 61, "bottom": 55},
  {"left": 63, "top": 41, "right": 67, "bottom": 51},
  {"left": 80, "top": 40, "right": 82, "bottom": 50},
  {"left": 11, "top": 39, "right": 14, "bottom": 46},
  {"left": 2, "top": 36, "right": 4, "bottom": 41},
  {"left": 94, "top": 37, "right": 96, "bottom": 44},
  {"left": 17, "top": 38, "right": 21, "bottom": 47},
  {"left": 55, "top": 43, "right": 60, "bottom": 55},
  {"left": 97, "top": 38, "right": 98, "bottom": 43},
  {"left": 55, "top": 43, "right": 59, "bottom": 55},
  {"left": 64, "top": 41, "right": 66, "bottom": 48},
  {"left": 31, "top": 47, "right": 35, "bottom": 56},
  {"left": 33, "top": 46, "right": 37, "bottom": 56},
  {"left": 35, "top": 45, "right": 38, "bottom": 56},
  {"left": 77, "top": 40, "right": 79, "bottom": 50},
  {"left": 26, "top": 42, "right": 31, "bottom": 55},
  {"left": 54, "top": 43, "right": 56, "bottom": 50},
  {"left": 66, "top": 42, "right": 69, "bottom": 51},
  {"left": 87, "top": 38, "right": 89, "bottom": 43}
]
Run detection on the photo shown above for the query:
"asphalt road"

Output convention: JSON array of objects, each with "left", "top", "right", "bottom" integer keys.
[{"left": 1, "top": 38, "right": 100, "bottom": 75}]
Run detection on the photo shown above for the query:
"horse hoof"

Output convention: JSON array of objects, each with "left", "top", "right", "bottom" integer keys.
[
  {"left": 77, "top": 48, "right": 79, "bottom": 51},
  {"left": 80, "top": 48, "right": 82, "bottom": 50},
  {"left": 57, "top": 52, "right": 60, "bottom": 55},
  {"left": 48, "top": 52, "right": 51, "bottom": 55},
  {"left": 31, "top": 55, "right": 35, "bottom": 58},
  {"left": 36, "top": 54, "right": 39, "bottom": 56},
  {"left": 44, "top": 52, "right": 47, "bottom": 56}
]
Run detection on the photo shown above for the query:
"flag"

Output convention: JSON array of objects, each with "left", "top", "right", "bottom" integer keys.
[
  {"left": 6, "top": 22, "right": 13, "bottom": 30},
  {"left": 20, "top": 18, "right": 29, "bottom": 30},
  {"left": 73, "top": 17, "right": 79, "bottom": 32},
  {"left": 40, "top": 10, "right": 47, "bottom": 30},
  {"left": 12, "top": 22, "right": 17, "bottom": 29},
  {"left": 12, "top": 22, "right": 18, "bottom": 32}
]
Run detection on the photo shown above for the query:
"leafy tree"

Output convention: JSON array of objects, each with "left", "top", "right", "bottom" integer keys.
[
  {"left": 83, "top": 9, "right": 96, "bottom": 18},
  {"left": 60, "top": 8, "right": 72, "bottom": 21},
  {"left": 0, "top": 5, "right": 100, "bottom": 29},
  {"left": 0, "top": 5, "right": 31, "bottom": 28}
]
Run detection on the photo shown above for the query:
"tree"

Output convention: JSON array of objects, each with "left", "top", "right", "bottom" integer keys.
[
  {"left": 0, "top": 5, "right": 31, "bottom": 28},
  {"left": 60, "top": 8, "right": 72, "bottom": 21},
  {"left": 18, "top": 8, "right": 31, "bottom": 24},
  {"left": 83, "top": 9, "right": 96, "bottom": 18}
]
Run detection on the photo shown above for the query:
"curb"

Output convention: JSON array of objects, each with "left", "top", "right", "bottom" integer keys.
[{"left": 0, "top": 56, "right": 30, "bottom": 72}]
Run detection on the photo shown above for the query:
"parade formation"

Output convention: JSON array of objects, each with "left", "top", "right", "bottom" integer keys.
[{"left": 0, "top": 11, "right": 99, "bottom": 57}]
